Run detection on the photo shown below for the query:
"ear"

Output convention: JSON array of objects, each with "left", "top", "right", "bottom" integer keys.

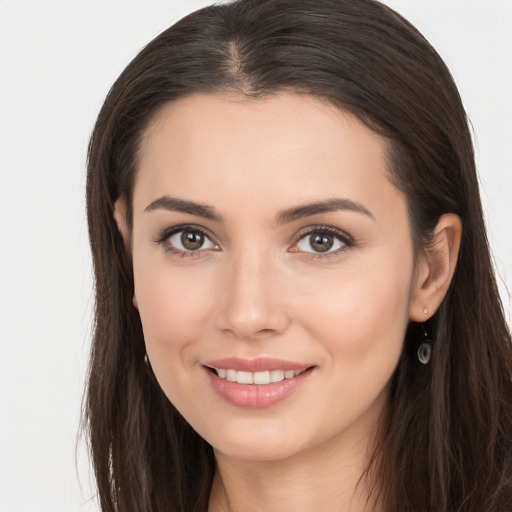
[
  {"left": 113, "top": 197, "right": 139, "bottom": 310},
  {"left": 113, "top": 196, "right": 130, "bottom": 246},
  {"left": 409, "top": 213, "right": 462, "bottom": 321}
]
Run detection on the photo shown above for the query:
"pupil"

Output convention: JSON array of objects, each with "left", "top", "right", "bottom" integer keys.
[
  {"left": 181, "top": 231, "right": 204, "bottom": 250},
  {"left": 311, "top": 234, "right": 333, "bottom": 253}
]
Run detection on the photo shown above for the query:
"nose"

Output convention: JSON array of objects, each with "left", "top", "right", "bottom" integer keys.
[{"left": 215, "top": 249, "right": 291, "bottom": 340}]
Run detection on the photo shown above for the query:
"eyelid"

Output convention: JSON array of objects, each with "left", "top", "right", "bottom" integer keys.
[
  {"left": 289, "top": 225, "right": 355, "bottom": 256},
  {"left": 153, "top": 224, "right": 220, "bottom": 255}
]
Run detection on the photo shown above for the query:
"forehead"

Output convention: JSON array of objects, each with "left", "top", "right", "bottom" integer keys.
[
  {"left": 134, "top": 92, "right": 401, "bottom": 220},
  {"left": 140, "top": 92, "right": 388, "bottom": 164}
]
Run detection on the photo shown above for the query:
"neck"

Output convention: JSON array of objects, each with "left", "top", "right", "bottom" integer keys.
[{"left": 208, "top": 426, "right": 382, "bottom": 512}]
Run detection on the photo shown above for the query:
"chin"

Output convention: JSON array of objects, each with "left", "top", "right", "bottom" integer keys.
[
  {"left": 206, "top": 423, "right": 309, "bottom": 462},
  {"left": 213, "top": 439, "right": 302, "bottom": 462}
]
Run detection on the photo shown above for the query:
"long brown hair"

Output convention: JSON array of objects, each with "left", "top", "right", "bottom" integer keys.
[{"left": 84, "top": 0, "right": 512, "bottom": 510}]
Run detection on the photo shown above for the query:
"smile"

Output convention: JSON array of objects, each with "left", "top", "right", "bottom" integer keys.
[
  {"left": 213, "top": 368, "right": 306, "bottom": 385},
  {"left": 204, "top": 358, "right": 315, "bottom": 408}
]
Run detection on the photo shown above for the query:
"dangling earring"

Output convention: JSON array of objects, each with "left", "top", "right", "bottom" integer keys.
[{"left": 417, "top": 324, "right": 432, "bottom": 365}]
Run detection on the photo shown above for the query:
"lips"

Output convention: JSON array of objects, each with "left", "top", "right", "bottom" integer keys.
[
  {"left": 203, "top": 357, "right": 314, "bottom": 408},
  {"left": 204, "top": 357, "right": 310, "bottom": 372}
]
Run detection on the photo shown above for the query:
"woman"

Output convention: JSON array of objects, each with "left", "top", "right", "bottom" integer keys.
[{"left": 85, "top": 0, "right": 512, "bottom": 510}]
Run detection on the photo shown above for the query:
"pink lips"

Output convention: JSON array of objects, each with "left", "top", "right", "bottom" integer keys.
[
  {"left": 203, "top": 357, "right": 314, "bottom": 409},
  {"left": 205, "top": 357, "right": 309, "bottom": 372}
]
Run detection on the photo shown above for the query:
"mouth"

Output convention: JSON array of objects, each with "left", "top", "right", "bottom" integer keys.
[
  {"left": 205, "top": 367, "right": 310, "bottom": 385},
  {"left": 203, "top": 358, "right": 315, "bottom": 408}
]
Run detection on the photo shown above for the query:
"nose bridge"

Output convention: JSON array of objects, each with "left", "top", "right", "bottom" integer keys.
[{"left": 217, "top": 243, "right": 289, "bottom": 339}]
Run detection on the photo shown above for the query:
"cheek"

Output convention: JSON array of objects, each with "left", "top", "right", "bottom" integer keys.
[
  {"left": 133, "top": 258, "right": 215, "bottom": 357},
  {"left": 296, "top": 253, "right": 414, "bottom": 361},
  {"left": 291, "top": 258, "right": 413, "bottom": 434},
  {"left": 132, "top": 259, "right": 219, "bottom": 416}
]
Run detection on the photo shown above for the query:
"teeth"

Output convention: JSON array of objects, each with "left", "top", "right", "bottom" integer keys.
[
  {"left": 270, "top": 369, "right": 284, "bottom": 382},
  {"left": 214, "top": 368, "right": 306, "bottom": 384},
  {"left": 236, "top": 371, "right": 253, "bottom": 384},
  {"left": 253, "top": 371, "right": 270, "bottom": 384}
]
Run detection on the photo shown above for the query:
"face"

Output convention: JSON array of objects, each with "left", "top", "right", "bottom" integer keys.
[{"left": 126, "top": 93, "right": 421, "bottom": 461}]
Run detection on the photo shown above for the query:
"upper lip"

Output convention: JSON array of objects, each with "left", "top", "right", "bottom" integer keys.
[{"left": 203, "top": 357, "right": 313, "bottom": 372}]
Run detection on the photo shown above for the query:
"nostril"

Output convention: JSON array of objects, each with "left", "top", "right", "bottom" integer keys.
[
  {"left": 254, "top": 328, "right": 278, "bottom": 337},
  {"left": 220, "top": 326, "right": 282, "bottom": 341}
]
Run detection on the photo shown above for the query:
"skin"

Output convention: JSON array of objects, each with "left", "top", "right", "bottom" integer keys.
[{"left": 115, "top": 93, "right": 461, "bottom": 511}]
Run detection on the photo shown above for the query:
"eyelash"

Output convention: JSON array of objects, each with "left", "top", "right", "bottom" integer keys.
[
  {"left": 292, "top": 225, "right": 355, "bottom": 259},
  {"left": 153, "top": 224, "right": 218, "bottom": 258},
  {"left": 153, "top": 224, "right": 355, "bottom": 259}
]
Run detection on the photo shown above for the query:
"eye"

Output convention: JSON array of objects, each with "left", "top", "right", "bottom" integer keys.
[
  {"left": 293, "top": 227, "right": 353, "bottom": 255},
  {"left": 156, "top": 226, "right": 218, "bottom": 254}
]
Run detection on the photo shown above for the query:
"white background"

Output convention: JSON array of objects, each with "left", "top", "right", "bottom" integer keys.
[{"left": 0, "top": 1, "right": 510, "bottom": 511}]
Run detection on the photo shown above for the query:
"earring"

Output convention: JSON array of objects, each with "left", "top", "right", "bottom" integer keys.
[
  {"left": 144, "top": 353, "right": 149, "bottom": 366},
  {"left": 417, "top": 324, "right": 432, "bottom": 365}
]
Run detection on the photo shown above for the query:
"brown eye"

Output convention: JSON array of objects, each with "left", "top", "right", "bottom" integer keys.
[
  {"left": 181, "top": 231, "right": 204, "bottom": 250},
  {"left": 166, "top": 229, "right": 217, "bottom": 252},
  {"left": 309, "top": 233, "right": 334, "bottom": 252},
  {"left": 295, "top": 229, "right": 349, "bottom": 255}
]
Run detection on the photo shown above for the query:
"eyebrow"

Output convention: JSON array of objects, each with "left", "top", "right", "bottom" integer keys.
[
  {"left": 144, "top": 196, "right": 374, "bottom": 223},
  {"left": 144, "top": 196, "right": 222, "bottom": 221},
  {"left": 276, "top": 198, "right": 374, "bottom": 224}
]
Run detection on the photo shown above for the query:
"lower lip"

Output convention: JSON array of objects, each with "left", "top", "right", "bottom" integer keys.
[{"left": 204, "top": 367, "right": 313, "bottom": 409}]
